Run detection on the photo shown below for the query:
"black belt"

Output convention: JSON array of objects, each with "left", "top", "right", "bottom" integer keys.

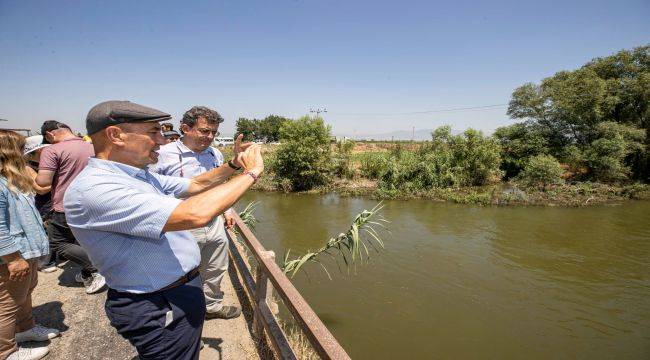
[{"left": 155, "top": 267, "right": 200, "bottom": 293}]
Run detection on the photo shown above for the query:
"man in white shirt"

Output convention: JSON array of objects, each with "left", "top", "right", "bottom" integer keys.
[{"left": 151, "top": 106, "right": 242, "bottom": 319}]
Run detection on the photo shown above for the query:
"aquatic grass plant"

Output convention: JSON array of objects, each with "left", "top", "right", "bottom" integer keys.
[
  {"left": 238, "top": 201, "right": 260, "bottom": 231},
  {"left": 281, "top": 202, "right": 388, "bottom": 279}
]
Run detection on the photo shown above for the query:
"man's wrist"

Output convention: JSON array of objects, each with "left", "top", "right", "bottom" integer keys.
[
  {"left": 1, "top": 252, "right": 23, "bottom": 263},
  {"left": 228, "top": 159, "right": 242, "bottom": 170},
  {"left": 242, "top": 171, "right": 260, "bottom": 183}
]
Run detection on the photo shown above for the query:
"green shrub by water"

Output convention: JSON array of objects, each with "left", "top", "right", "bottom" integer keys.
[
  {"left": 273, "top": 116, "right": 332, "bottom": 191},
  {"left": 358, "top": 152, "right": 391, "bottom": 179},
  {"left": 332, "top": 140, "right": 356, "bottom": 180},
  {"left": 378, "top": 126, "right": 502, "bottom": 192},
  {"left": 517, "top": 154, "right": 565, "bottom": 187}
]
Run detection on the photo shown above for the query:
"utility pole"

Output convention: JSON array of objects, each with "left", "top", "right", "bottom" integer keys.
[
  {"left": 309, "top": 108, "right": 327, "bottom": 118},
  {"left": 412, "top": 126, "right": 415, "bottom": 142}
]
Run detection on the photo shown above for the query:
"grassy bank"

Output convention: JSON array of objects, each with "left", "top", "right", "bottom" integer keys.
[
  {"left": 251, "top": 177, "right": 650, "bottom": 207},
  {"left": 219, "top": 144, "right": 650, "bottom": 207}
]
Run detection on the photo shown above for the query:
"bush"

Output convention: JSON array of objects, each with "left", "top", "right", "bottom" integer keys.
[
  {"left": 273, "top": 116, "right": 332, "bottom": 191},
  {"left": 493, "top": 123, "right": 549, "bottom": 178},
  {"left": 358, "top": 152, "right": 391, "bottom": 179},
  {"left": 378, "top": 126, "right": 503, "bottom": 192},
  {"left": 517, "top": 154, "right": 564, "bottom": 187},
  {"left": 332, "top": 140, "right": 355, "bottom": 179}
]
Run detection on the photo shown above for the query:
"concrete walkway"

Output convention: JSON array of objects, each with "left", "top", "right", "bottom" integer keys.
[{"left": 29, "top": 262, "right": 261, "bottom": 360}]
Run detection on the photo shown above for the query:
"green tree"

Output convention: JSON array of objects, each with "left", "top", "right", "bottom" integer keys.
[
  {"left": 274, "top": 116, "right": 332, "bottom": 191},
  {"left": 258, "top": 115, "right": 289, "bottom": 143},
  {"left": 235, "top": 117, "right": 260, "bottom": 141},
  {"left": 494, "top": 123, "right": 549, "bottom": 178},
  {"left": 584, "top": 46, "right": 650, "bottom": 130},
  {"left": 584, "top": 121, "right": 646, "bottom": 182},
  {"left": 507, "top": 44, "right": 649, "bottom": 180}
]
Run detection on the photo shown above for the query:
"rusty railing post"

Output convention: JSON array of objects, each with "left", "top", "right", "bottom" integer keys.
[{"left": 252, "top": 250, "right": 275, "bottom": 339}]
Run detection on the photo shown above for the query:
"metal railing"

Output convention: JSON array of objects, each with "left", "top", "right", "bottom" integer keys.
[{"left": 226, "top": 212, "right": 351, "bottom": 360}]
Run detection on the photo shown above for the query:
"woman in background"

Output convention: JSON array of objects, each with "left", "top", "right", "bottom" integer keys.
[
  {"left": 22, "top": 136, "right": 57, "bottom": 273},
  {"left": 0, "top": 130, "right": 59, "bottom": 360}
]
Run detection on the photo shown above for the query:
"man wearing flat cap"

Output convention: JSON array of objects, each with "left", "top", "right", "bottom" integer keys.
[{"left": 63, "top": 100, "right": 264, "bottom": 360}]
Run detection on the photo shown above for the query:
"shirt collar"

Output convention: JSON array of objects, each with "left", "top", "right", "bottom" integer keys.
[{"left": 88, "top": 158, "right": 149, "bottom": 180}]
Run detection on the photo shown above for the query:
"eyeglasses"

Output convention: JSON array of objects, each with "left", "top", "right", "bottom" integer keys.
[{"left": 196, "top": 128, "right": 220, "bottom": 136}]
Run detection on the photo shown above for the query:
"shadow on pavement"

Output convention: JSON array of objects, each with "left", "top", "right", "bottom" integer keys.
[
  {"left": 33, "top": 301, "right": 69, "bottom": 332},
  {"left": 202, "top": 337, "right": 223, "bottom": 358},
  {"left": 56, "top": 263, "right": 83, "bottom": 288}
]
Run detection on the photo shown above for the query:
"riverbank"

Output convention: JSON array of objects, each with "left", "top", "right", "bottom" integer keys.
[
  {"left": 220, "top": 143, "right": 649, "bottom": 207},
  {"left": 252, "top": 177, "right": 650, "bottom": 207}
]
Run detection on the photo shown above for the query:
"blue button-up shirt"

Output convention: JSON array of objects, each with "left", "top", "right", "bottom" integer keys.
[
  {"left": 150, "top": 141, "right": 229, "bottom": 242},
  {"left": 63, "top": 158, "right": 200, "bottom": 294},
  {"left": 150, "top": 140, "right": 224, "bottom": 178}
]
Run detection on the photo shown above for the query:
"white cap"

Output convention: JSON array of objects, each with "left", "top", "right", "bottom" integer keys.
[{"left": 23, "top": 135, "right": 50, "bottom": 155}]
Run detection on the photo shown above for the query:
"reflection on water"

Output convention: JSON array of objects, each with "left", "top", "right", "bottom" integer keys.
[{"left": 239, "top": 193, "right": 650, "bottom": 359}]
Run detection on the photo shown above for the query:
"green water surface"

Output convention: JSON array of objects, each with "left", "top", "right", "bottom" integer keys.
[{"left": 239, "top": 193, "right": 650, "bottom": 359}]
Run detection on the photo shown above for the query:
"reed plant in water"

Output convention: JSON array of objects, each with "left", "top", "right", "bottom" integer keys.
[
  {"left": 281, "top": 202, "right": 388, "bottom": 279},
  {"left": 237, "top": 201, "right": 260, "bottom": 230}
]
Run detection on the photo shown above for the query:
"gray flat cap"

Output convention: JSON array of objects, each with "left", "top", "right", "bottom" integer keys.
[{"left": 86, "top": 100, "right": 172, "bottom": 135}]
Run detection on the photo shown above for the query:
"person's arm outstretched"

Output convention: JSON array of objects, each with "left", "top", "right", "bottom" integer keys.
[{"left": 163, "top": 144, "right": 263, "bottom": 232}]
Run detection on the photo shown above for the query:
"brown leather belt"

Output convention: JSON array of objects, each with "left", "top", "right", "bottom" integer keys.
[{"left": 155, "top": 267, "right": 200, "bottom": 293}]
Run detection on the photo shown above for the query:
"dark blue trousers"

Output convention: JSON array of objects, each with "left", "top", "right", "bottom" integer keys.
[{"left": 104, "top": 276, "right": 206, "bottom": 360}]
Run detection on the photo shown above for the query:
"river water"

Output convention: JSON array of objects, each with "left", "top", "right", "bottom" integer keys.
[{"left": 239, "top": 192, "right": 650, "bottom": 359}]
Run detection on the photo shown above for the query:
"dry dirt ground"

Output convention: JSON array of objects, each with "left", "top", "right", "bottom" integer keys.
[{"left": 29, "top": 261, "right": 261, "bottom": 360}]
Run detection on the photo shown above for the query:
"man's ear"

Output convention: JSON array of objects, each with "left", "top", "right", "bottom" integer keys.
[
  {"left": 105, "top": 126, "right": 126, "bottom": 147},
  {"left": 180, "top": 123, "right": 190, "bottom": 134},
  {"left": 44, "top": 131, "right": 54, "bottom": 143}
]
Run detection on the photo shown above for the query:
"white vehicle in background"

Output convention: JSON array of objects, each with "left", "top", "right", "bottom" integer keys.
[{"left": 212, "top": 137, "right": 234, "bottom": 147}]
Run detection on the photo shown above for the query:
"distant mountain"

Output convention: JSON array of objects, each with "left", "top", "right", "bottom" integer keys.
[{"left": 333, "top": 128, "right": 461, "bottom": 141}]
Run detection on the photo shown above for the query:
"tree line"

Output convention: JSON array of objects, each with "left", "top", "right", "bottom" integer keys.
[
  {"left": 241, "top": 45, "right": 648, "bottom": 193},
  {"left": 235, "top": 115, "right": 290, "bottom": 143}
]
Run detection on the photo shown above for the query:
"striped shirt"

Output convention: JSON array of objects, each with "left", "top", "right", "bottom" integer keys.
[
  {"left": 149, "top": 140, "right": 224, "bottom": 178},
  {"left": 63, "top": 158, "right": 200, "bottom": 293},
  {"left": 150, "top": 141, "right": 227, "bottom": 243}
]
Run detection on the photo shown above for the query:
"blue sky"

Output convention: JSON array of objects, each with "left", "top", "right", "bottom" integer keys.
[{"left": 1, "top": 0, "right": 648, "bottom": 135}]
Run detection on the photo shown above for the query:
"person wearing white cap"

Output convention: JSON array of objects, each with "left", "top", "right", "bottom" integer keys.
[
  {"left": 22, "top": 136, "right": 57, "bottom": 274},
  {"left": 23, "top": 135, "right": 52, "bottom": 202}
]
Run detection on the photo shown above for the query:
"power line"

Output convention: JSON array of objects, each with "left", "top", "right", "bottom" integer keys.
[{"left": 330, "top": 103, "right": 508, "bottom": 116}]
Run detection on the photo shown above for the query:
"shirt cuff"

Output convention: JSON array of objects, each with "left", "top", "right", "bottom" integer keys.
[
  {"left": 176, "top": 178, "right": 192, "bottom": 198},
  {"left": 145, "top": 196, "right": 184, "bottom": 239},
  {"left": 0, "top": 238, "right": 21, "bottom": 257}
]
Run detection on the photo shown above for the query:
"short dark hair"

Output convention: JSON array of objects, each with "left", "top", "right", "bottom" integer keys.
[
  {"left": 40, "top": 120, "right": 71, "bottom": 143},
  {"left": 161, "top": 123, "right": 174, "bottom": 132},
  {"left": 181, "top": 106, "right": 224, "bottom": 129}
]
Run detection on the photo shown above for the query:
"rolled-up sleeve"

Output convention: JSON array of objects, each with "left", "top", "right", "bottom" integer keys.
[
  {"left": 65, "top": 181, "right": 182, "bottom": 240},
  {"left": 0, "top": 190, "right": 20, "bottom": 256}
]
